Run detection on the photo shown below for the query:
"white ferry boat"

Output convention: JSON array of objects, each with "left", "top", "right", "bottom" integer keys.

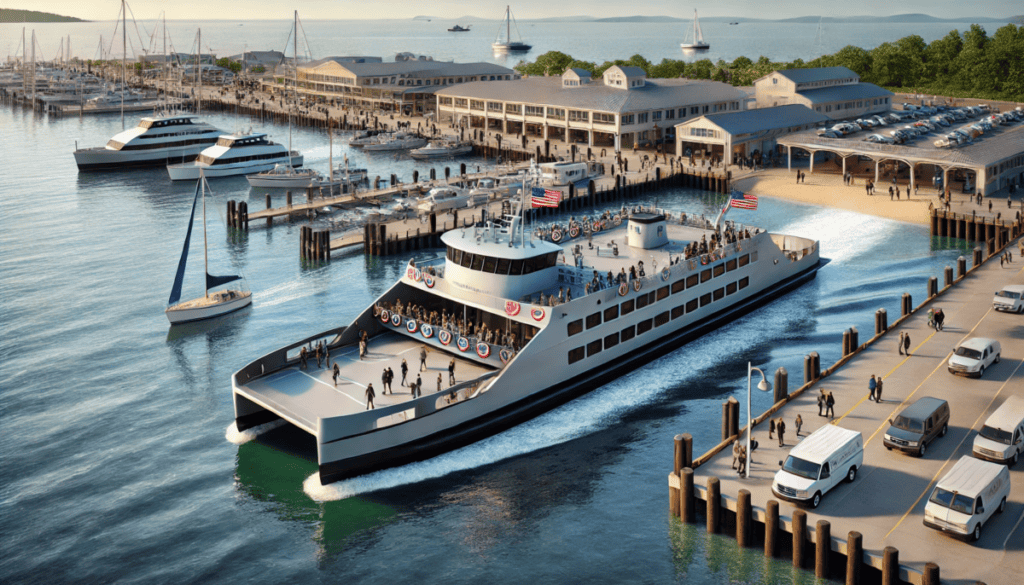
[
  {"left": 416, "top": 186, "right": 486, "bottom": 213},
  {"left": 167, "top": 132, "right": 303, "bottom": 181},
  {"left": 73, "top": 114, "right": 223, "bottom": 171},
  {"left": 361, "top": 132, "right": 428, "bottom": 152},
  {"left": 231, "top": 166, "right": 823, "bottom": 484}
]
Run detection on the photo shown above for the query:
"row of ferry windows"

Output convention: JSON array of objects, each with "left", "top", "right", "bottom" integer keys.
[
  {"left": 446, "top": 247, "right": 559, "bottom": 275},
  {"left": 197, "top": 151, "right": 287, "bottom": 165},
  {"left": 109, "top": 138, "right": 215, "bottom": 151},
  {"left": 568, "top": 276, "right": 751, "bottom": 363},
  {"left": 567, "top": 252, "right": 756, "bottom": 337}
]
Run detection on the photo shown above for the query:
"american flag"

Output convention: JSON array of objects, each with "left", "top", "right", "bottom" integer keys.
[
  {"left": 531, "top": 187, "right": 561, "bottom": 208},
  {"left": 729, "top": 190, "right": 758, "bottom": 210}
]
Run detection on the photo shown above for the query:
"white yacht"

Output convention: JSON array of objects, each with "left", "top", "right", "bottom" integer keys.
[
  {"left": 410, "top": 139, "right": 474, "bottom": 160},
  {"left": 246, "top": 164, "right": 323, "bottom": 188},
  {"left": 74, "top": 114, "right": 223, "bottom": 171},
  {"left": 167, "top": 132, "right": 303, "bottom": 181},
  {"left": 416, "top": 186, "right": 484, "bottom": 213},
  {"left": 231, "top": 164, "right": 824, "bottom": 485},
  {"left": 361, "top": 132, "right": 428, "bottom": 152},
  {"left": 348, "top": 130, "right": 385, "bottom": 148}
]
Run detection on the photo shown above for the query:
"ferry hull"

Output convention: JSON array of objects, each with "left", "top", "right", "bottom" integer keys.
[
  {"left": 74, "top": 146, "right": 210, "bottom": 171},
  {"left": 168, "top": 155, "right": 304, "bottom": 181},
  {"left": 314, "top": 258, "right": 824, "bottom": 484}
]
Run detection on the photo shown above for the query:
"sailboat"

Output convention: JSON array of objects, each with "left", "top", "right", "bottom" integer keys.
[
  {"left": 492, "top": 5, "right": 531, "bottom": 53},
  {"left": 165, "top": 174, "right": 252, "bottom": 324},
  {"left": 680, "top": 9, "right": 709, "bottom": 51}
]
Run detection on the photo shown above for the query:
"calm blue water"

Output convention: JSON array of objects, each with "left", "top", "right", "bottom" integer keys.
[{"left": 0, "top": 100, "right": 971, "bottom": 583}]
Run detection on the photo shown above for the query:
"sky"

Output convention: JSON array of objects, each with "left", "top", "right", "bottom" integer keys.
[{"left": 5, "top": 0, "right": 1021, "bottom": 21}]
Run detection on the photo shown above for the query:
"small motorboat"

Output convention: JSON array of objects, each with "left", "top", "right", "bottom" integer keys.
[
  {"left": 409, "top": 139, "right": 473, "bottom": 159},
  {"left": 448, "top": 24, "right": 471, "bottom": 32}
]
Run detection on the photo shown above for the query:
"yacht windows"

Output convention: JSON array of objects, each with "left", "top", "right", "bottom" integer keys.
[
  {"left": 672, "top": 280, "right": 685, "bottom": 294},
  {"left": 471, "top": 254, "right": 485, "bottom": 271},
  {"left": 726, "top": 282, "right": 738, "bottom": 295},
  {"left": 656, "top": 286, "right": 669, "bottom": 301},
  {"left": 604, "top": 332, "right": 619, "bottom": 349},
  {"left": 671, "top": 305, "right": 685, "bottom": 320},
  {"left": 726, "top": 259, "right": 737, "bottom": 272},
  {"left": 700, "top": 293, "right": 712, "bottom": 307},
  {"left": 509, "top": 259, "right": 523, "bottom": 274},
  {"left": 521, "top": 256, "right": 538, "bottom": 274},
  {"left": 482, "top": 256, "right": 498, "bottom": 273},
  {"left": 621, "top": 299, "right": 635, "bottom": 316},
  {"left": 713, "top": 288, "right": 725, "bottom": 301},
  {"left": 603, "top": 306, "right": 619, "bottom": 322},
  {"left": 621, "top": 325, "right": 636, "bottom": 342},
  {"left": 738, "top": 254, "right": 750, "bottom": 267},
  {"left": 568, "top": 347, "right": 585, "bottom": 364},
  {"left": 686, "top": 274, "right": 699, "bottom": 288},
  {"left": 448, "top": 247, "right": 462, "bottom": 263},
  {"left": 713, "top": 264, "right": 725, "bottom": 278},
  {"left": 637, "top": 319, "right": 653, "bottom": 335},
  {"left": 586, "top": 312, "right": 602, "bottom": 329},
  {"left": 495, "top": 257, "right": 511, "bottom": 275},
  {"left": 587, "top": 339, "right": 603, "bottom": 357},
  {"left": 739, "top": 277, "right": 750, "bottom": 289},
  {"left": 567, "top": 319, "right": 583, "bottom": 336},
  {"left": 685, "top": 299, "right": 699, "bottom": 313},
  {"left": 460, "top": 252, "right": 474, "bottom": 268},
  {"left": 700, "top": 269, "right": 712, "bottom": 283},
  {"left": 654, "top": 312, "right": 670, "bottom": 327}
]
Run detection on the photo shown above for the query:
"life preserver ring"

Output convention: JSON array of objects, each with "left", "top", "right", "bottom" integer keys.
[
  {"left": 476, "top": 343, "right": 491, "bottom": 359},
  {"left": 406, "top": 267, "right": 417, "bottom": 280},
  {"left": 531, "top": 307, "right": 546, "bottom": 321},
  {"left": 391, "top": 314, "right": 402, "bottom": 327},
  {"left": 424, "top": 274, "right": 435, "bottom": 288},
  {"left": 505, "top": 301, "right": 521, "bottom": 316},
  {"left": 380, "top": 309, "right": 390, "bottom": 323},
  {"left": 551, "top": 228, "right": 563, "bottom": 243},
  {"left": 661, "top": 267, "right": 671, "bottom": 281},
  {"left": 613, "top": 215, "right": 622, "bottom": 226},
  {"left": 438, "top": 329, "right": 452, "bottom": 345},
  {"left": 456, "top": 336, "right": 470, "bottom": 352},
  {"left": 593, "top": 222, "right": 601, "bottom": 233},
  {"left": 700, "top": 255, "right": 709, "bottom": 265},
  {"left": 618, "top": 282, "right": 628, "bottom": 296},
  {"left": 413, "top": 268, "right": 422, "bottom": 282},
  {"left": 633, "top": 279, "right": 642, "bottom": 292},
  {"left": 421, "top": 324, "right": 434, "bottom": 338},
  {"left": 569, "top": 225, "right": 580, "bottom": 238},
  {"left": 406, "top": 319, "right": 419, "bottom": 333},
  {"left": 499, "top": 348, "right": 514, "bottom": 364}
]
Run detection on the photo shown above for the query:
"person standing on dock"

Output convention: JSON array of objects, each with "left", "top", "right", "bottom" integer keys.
[
  {"left": 365, "top": 383, "right": 376, "bottom": 409},
  {"left": 315, "top": 342, "right": 323, "bottom": 368},
  {"left": 333, "top": 363, "right": 340, "bottom": 386},
  {"left": 448, "top": 359, "right": 456, "bottom": 386},
  {"left": 414, "top": 375, "right": 422, "bottom": 397},
  {"left": 817, "top": 390, "right": 826, "bottom": 416},
  {"left": 903, "top": 332, "right": 912, "bottom": 356},
  {"left": 875, "top": 378, "right": 884, "bottom": 403},
  {"left": 868, "top": 374, "right": 877, "bottom": 402},
  {"left": 732, "top": 441, "right": 741, "bottom": 470},
  {"left": 401, "top": 359, "right": 409, "bottom": 386},
  {"left": 898, "top": 331, "right": 906, "bottom": 355},
  {"left": 736, "top": 445, "right": 747, "bottom": 475},
  {"left": 826, "top": 392, "right": 836, "bottom": 418},
  {"left": 382, "top": 368, "right": 390, "bottom": 394},
  {"left": 300, "top": 347, "right": 308, "bottom": 369},
  {"left": 777, "top": 418, "right": 786, "bottom": 447},
  {"left": 795, "top": 414, "right": 803, "bottom": 436},
  {"left": 420, "top": 347, "right": 428, "bottom": 372},
  {"left": 768, "top": 418, "right": 776, "bottom": 439}
]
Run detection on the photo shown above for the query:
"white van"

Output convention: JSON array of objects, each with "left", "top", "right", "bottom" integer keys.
[
  {"left": 924, "top": 456, "right": 1010, "bottom": 541},
  {"left": 973, "top": 395, "right": 1024, "bottom": 465},
  {"left": 993, "top": 284, "right": 1024, "bottom": 313},
  {"left": 772, "top": 425, "right": 863, "bottom": 508},
  {"left": 948, "top": 337, "right": 1002, "bottom": 377}
]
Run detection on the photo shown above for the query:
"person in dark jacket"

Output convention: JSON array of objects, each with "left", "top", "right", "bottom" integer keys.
[
  {"left": 868, "top": 374, "right": 877, "bottom": 401},
  {"left": 826, "top": 392, "right": 836, "bottom": 418},
  {"left": 365, "top": 383, "right": 376, "bottom": 409},
  {"left": 777, "top": 418, "right": 786, "bottom": 447},
  {"left": 903, "top": 332, "right": 912, "bottom": 356}
]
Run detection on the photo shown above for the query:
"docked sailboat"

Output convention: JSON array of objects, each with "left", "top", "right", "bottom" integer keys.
[
  {"left": 166, "top": 176, "right": 251, "bottom": 324},
  {"left": 680, "top": 9, "right": 710, "bottom": 50},
  {"left": 410, "top": 138, "right": 473, "bottom": 159},
  {"left": 492, "top": 5, "right": 532, "bottom": 53},
  {"left": 231, "top": 165, "right": 824, "bottom": 485}
]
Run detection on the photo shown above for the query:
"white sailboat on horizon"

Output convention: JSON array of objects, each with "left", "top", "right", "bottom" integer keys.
[{"left": 680, "top": 9, "right": 710, "bottom": 51}]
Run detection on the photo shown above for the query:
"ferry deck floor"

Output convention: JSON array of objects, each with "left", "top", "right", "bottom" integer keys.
[{"left": 239, "top": 331, "right": 496, "bottom": 433}]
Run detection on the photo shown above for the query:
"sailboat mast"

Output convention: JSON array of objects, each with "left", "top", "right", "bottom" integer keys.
[
  {"left": 290, "top": 10, "right": 297, "bottom": 157},
  {"left": 121, "top": 0, "right": 126, "bottom": 129},
  {"left": 197, "top": 28, "right": 202, "bottom": 116},
  {"left": 202, "top": 175, "right": 209, "bottom": 299},
  {"left": 507, "top": 6, "right": 510, "bottom": 43}
]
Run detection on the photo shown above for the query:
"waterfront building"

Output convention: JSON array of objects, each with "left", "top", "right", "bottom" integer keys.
[
  {"left": 290, "top": 55, "right": 517, "bottom": 114},
  {"left": 224, "top": 50, "right": 286, "bottom": 72},
  {"left": 754, "top": 66, "right": 893, "bottom": 121},
  {"left": 674, "top": 104, "right": 830, "bottom": 164},
  {"left": 435, "top": 66, "right": 747, "bottom": 151}
]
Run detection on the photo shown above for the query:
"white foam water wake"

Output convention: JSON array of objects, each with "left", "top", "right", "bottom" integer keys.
[
  {"left": 772, "top": 205, "right": 906, "bottom": 266},
  {"left": 225, "top": 419, "right": 287, "bottom": 445},
  {"left": 252, "top": 279, "right": 315, "bottom": 309}
]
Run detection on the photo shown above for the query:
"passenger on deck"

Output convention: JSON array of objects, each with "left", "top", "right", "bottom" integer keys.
[{"left": 365, "top": 384, "right": 375, "bottom": 409}]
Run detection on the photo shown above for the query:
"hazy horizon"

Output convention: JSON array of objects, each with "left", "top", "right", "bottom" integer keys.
[{"left": 3, "top": 0, "right": 1020, "bottom": 22}]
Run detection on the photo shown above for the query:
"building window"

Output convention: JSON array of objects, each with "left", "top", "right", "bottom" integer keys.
[
  {"left": 569, "top": 110, "right": 589, "bottom": 122},
  {"left": 568, "top": 347, "right": 585, "bottom": 364},
  {"left": 665, "top": 109, "right": 675, "bottom": 120},
  {"left": 506, "top": 103, "right": 522, "bottom": 114},
  {"left": 726, "top": 282, "right": 737, "bottom": 295},
  {"left": 636, "top": 294, "right": 649, "bottom": 310},
  {"left": 621, "top": 114, "right": 634, "bottom": 125},
  {"left": 525, "top": 105, "right": 544, "bottom": 116},
  {"left": 700, "top": 293, "right": 712, "bottom": 307},
  {"left": 671, "top": 280, "right": 685, "bottom": 294},
  {"left": 567, "top": 319, "right": 583, "bottom": 336},
  {"left": 652, "top": 111, "right": 662, "bottom": 121},
  {"left": 488, "top": 101, "right": 502, "bottom": 112},
  {"left": 593, "top": 112, "right": 615, "bottom": 124},
  {"left": 738, "top": 254, "right": 750, "bottom": 267},
  {"left": 713, "top": 264, "right": 725, "bottom": 278},
  {"left": 638, "top": 112, "right": 649, "bottom": 124},
  {"left": 547, "top": 108, "right": 565, "bottom": 120},
  {"left": 726, "top": 259, "right": 737, "bottom": 272},
  {"left": 656, "top": 286, "right": 669, "bottom": 301},
  {"left": 700, "top": 269, "right": 712, "bottom": 283},
  {"left": 671, "top": 305, "right": 685, "bottom": 319}
]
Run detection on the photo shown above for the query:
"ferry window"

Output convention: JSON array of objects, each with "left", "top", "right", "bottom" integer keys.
[
  {"left": 509, "top": 259, "right": 524, "bottom": 275},
  {"left": 545, "top": 252, "right": 560, "bottom": 268},
  {"left": 567, "top": 319, "right": 583, "bottom": 336},
  {"left": 713, "top": 288, "right": 725, "bottom": 301},
  {"left": 672, "top": 280, "right": 685, "bottom": 294},
  {"left": 713, "top": 264, "right": 725, "bottom": 278},
  {"left": 604, "top": 332, "right": 619, "bottom": 349},
  {"left": 621, "top": 325, "right": 636, "bottom": 342},
  {"left": 587, "top": 339, "right": 603, "bottom": 357},
  {"left": 738, "top": 254, "right": 750, "bottom": 267},
  {"left": 726, "top": 259, "right": 737, "bottom": 272},
  {"left": 637, "top": 319, "right": 653, "bottom": 334},
  {"left": 471, "top": 254, "right": 485, "bottom": 271},
  {"left": 522, "top": 256, "right": 539, "bottom": 274},
  {"left": 621, "top": 300, "right": 635, "bottom": 315},
  {"left": 686, "top": 274, "right": 699, "bottom": 288},
  {"left": 726, "top": 282, "right": 738, "bottom": 295},
  {"left": 739, "top": 277, "right": 750, "bottom": 290},
  {"left": 655, "top": 312, "right": 670, "bottom": 327},
  {"left": 657, "top": 286, "right": 669, "bottom": 301},
  {"left": 686, "top": 299, "right": 699, "bottom": 313},
  {"left": 700, "top": 293, "right": 712, "bottom": 307},
  {"left": 568, "top": 347, "right": 585, "bottom": 364},
  {"left": 700, "top": 269, "right": 712, "bottom": 283},
  {"left": 604, "top": 306, "right": 619, "bottom": 321},
  {"left": 586, "top": 312, "right": 602, "bottom": 329},
  {"left": 671, "top": 305, "right": 685, "bottom": 320},
  {"left": 636, "top": 294, "right": 649, "bottom": 310},
  {"left": 483, "top": 256, "right": 498, "bottom": 273},
  {"left": 460, "top": 252, "right": 474, "bottom": 268},
  {"left": 495, "top": 257, "right": 511, "bottom": 275}
]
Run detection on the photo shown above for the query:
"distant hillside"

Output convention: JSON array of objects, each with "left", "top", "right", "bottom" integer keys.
[
  {"left": 594, "top": 16, "right": 684, "bottom": 23},
  {"left": 0, "top": 9, "right": 85, "bottom": 23},
  {"left": 419, "top": 13, "right": 1017, "bottom": 24}
]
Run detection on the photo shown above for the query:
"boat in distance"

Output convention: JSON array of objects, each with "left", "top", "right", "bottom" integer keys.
[
  {"left": 167, "top": 132, "right": 303, "bottom": 180},
  {"left": 492, "top": 5, "right": 532, "bottom": 53},
  {"left": 231, "top": 167, "right": 823, "bottom": 485},
  {"left": 73, "top": 114, "right": 223, "bottom": 171},
  {"left": 448, "top": 24, "right": 471, "bottom": 32},
  {"left": 681, "top": 9, "right": 710, "bottom": 50}
]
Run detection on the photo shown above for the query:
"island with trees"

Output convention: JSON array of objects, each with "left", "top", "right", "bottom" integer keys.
[{"left": 0, "top": 9, "right": 85, "bottom": 23}]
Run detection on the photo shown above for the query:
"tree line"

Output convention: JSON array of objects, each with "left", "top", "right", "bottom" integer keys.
[{"left": 514, "top": 24, "right": 1023, "bottom": 102}]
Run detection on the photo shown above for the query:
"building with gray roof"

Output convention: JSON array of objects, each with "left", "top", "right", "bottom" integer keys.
[
  {"left": 674, "top": 104, "right": 830, "bottom": 165},
  {"left": 755, "top": 67, "right": 893, "bottom": 120},
  {"left": 435, "top": 66, "right": 748, "bottom": 151}
]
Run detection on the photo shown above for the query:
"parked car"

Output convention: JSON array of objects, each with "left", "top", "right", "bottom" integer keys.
[
  {"left": 923, "top": 456, "right": 1010, "bottom": 542},
  {"left": 948, "top": 337, "right": 1001, "bottom": 377},
  {"left": 973, "top": 395, "right": 1024, "bottom": 465},
  {"left": 884, "top": 397, "right": 950, "bottom": 456}
]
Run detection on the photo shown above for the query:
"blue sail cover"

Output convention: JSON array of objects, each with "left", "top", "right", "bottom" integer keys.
[{"left": 168, "top": 182, "right": 200, "bottom": 306}]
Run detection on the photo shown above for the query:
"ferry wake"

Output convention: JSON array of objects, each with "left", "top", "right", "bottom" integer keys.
[{"left": 232, "top": 164, "right": 824, "bottom": 485}]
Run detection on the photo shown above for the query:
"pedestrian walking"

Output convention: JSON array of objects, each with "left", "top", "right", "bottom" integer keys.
[
  {"left": 324, "top": 343, "right": 330, "bottom": 368},
  {"left": 889, "top": 186, "right": 894, "bottom": 200},
  {"left": 868, "top": 374, "right": 877, "bottom": 401},
  {"left": 315, "top": 342, "right": 323, "bottom": 368},
  {"left": 875, "top": 377, "right": 884, "bottom": 402},
  {"left": 419, "top": 347, "right": 428, "bottom": 372},
  {"left": 732, "top": 440, "right": 741, "bottom": 469},
  {"left": 414, "top": 374, "right": 422, "bottom": 397},
  {"left": 736, "top": 445, "right": 747, "bottom": 475},
  {"left": 300, "top": 346, "right": 308, "bottom": 369},
  {"left": 934, "top": 308, "right": 944, "bottom": 331},
  {"left": 826, "top": 392, "right": 836, "bottom": 418},
  {"left": 401, "top": 359, "right": 408, "bottom": 386},
  {"left": 795, "top": 414, "right": 803, "bottom": 436},
  {"left": 817, "top": 390, "right": 826, "bottom": 416},
  {"left": 381, "top": 368, "right": 390, "bottom": 394},
  {"left": 898, "top": 331, "right": 906, "bottom": 355},
  {"left": 448, "top": 358, "right": 456, "bottom": 386},
  {"left": 365, "top": 383, "right": 376, "bottom": 410},
  {"left": 903, "top": 332, "right": 912, "bottom": 356},
  {"left": 332, "top": 363, "right": 340, "bottom": 386},
  {"left": 777, "top": 418, "right": 786, "bottom": 447},
  {"left": 437, "top": 373, "right": 442, "bottom": 393},
  {"left": 768, "top": 417, "right": 776, "bottom": 439}
]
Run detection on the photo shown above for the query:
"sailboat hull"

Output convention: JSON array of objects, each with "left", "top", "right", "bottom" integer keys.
[
  {"left": 680, "top": 43, "right": 710, "bottom": 50},
  {"left": 166, "top": 291, "right": 252, "bottom": 324}
]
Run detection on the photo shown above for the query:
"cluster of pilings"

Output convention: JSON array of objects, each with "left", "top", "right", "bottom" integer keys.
[
  {"left": 930, "top": 208, "right": 1023, "bottom": 254},
  {"left": 300, "top": 226, "right": 330, "bottom": 263},
  {"left": 227, "top": 200, "right": 249, "bottom": 231}
]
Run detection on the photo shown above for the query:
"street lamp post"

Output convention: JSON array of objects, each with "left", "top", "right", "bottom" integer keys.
[{"left": 747, "top": 361, "right": 771, "bottom": 479}]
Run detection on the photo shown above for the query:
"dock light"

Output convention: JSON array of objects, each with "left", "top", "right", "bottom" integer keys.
[{"left": 747, "top": 362, "right": 771, "bottom": 479}]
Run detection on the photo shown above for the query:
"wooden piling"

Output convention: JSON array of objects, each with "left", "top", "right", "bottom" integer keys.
[
  {"left": 922, "top": 562, "right": 940, "bottom": 585},
  {"left": 846, "top": 531, "right": 862, "bottom": 585},
  {"left": 706, "top": 477, "right": 720, "bottom": 534},
  {"left": 764, "top": 500, "right": 779, "bottom": 557},
  {"left": 736, "top": 489, "right": 751, "bottom": 547},
  {"left": 882, "top": 546, "right": 899, "bottom": 585},
  {"left": 815, "top": 520, "right": 830, "bottom": 578},
  {"left": 680, "top": 468, "right": 695, "bottom": 523},
  {"left": 792, "top": 509, "right": 807, "bottom": 568}
]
